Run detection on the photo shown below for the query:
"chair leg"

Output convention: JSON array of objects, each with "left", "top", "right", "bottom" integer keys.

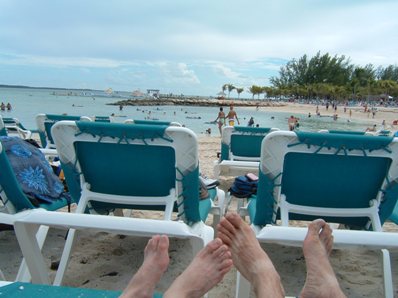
[
  {"left": 213, "top": 161, "right": 220, "bottom": 180},
  {"left": 53, "top": 228, "right": 77, "bottom": 286},
  {"left": 381, "top": 249, "right": 393, "bottom": 298},
  {"left": 280, "top": 195, "right": 289, "bottom": 226},
  {"left": 14, "top": 223, "right": 50, "bottom": 284},
  {"left": 235, "top": 272, "right": 251, "bottom": 298},
  {"left": 16, "top": 225, "right": 49, "bottom": 282}
]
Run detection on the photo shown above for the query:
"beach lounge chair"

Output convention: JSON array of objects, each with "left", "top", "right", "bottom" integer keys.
[
  {"left": 0, "top": 117, "right": 32, "bottom": 139},
  {"left": 0, "top": 141, "right": 73, "bottom": 282},
  {"left": 213, "top": 126, "right": 279, "bottom": 178},
  {"left": 235, "top": 225, "right": 398, "bottom": 298},
  {"left": 35, "top": 113, "right": 91, "bottom": 149},
  {"left": 3, "top": 209, "right": 197, "bottom": 297},
  {"left": 92, "top": 115, "right": 111, "bottom": 122},
  {"left": 51, "top": 120, "right": 224, "bottom": 285},
  {"left": 389, "top": 202, "right": 398, "bottom": 225},
  {"left": 318, "top": 129, "right": 375, "bottom": 136},
  {"left": 236, "top": 130, "right": 398, "bottom": 297},
  {"left": 124, "top": 119, "right": 182, "bottom": 126},
  {"left": 0, "top": 116, "right": 6, "bottom": 137}
]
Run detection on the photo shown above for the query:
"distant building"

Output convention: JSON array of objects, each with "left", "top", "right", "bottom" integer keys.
[{"left": 147, "top": 89, "right": 160, "bottom": 98}]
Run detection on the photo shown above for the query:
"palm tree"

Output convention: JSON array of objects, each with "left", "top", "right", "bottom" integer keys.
[
  {"left": 227, "top": 84, "right": 235, "bottom": 98},
  {"left": 248, "top": 85, "right": 262, "bottom": 99},
  {"left": 236, "top": 87, "right": 244, "bottom": 99}
]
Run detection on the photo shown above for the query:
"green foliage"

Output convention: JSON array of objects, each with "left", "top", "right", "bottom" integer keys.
[{"left": 269, "top": 52, "right": 398, "bottom": 100}]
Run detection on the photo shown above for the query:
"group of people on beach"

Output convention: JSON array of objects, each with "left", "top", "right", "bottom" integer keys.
[
  {"left": 1, "top": 102, "right": 12, "bottom": 111},
  {"left": 121, "top": 213, "right": 346, "bottom": 298},
  {"left": 287, "top": 115, "right": 300, "bottom": 131},
  {"left": 214, "top": 105, "right": 240, "bottom": 134}
]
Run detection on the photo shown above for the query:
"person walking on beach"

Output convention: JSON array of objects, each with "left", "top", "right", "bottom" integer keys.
[
  {"left": 226, "top": 105, "right": 240, "bottom": 126},
  {"left": 288, "top": 115, "right": 296, "bottom": 131},
  {"left": 214, "top": 107, "right": 226, "bottom": 135}
]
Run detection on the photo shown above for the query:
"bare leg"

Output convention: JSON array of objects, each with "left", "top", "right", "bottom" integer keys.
[
  {"left": 217, "top": 213, "right": 285, "bottom": 298},
  {"left": 164, "top": 238, "right": 233, "bottom": 298},
  {"left": 300, "top": 219, "right": 346, "bottom": 298},
  {"left": 121, "top": 235, "right": 170, "bottom": 298}
]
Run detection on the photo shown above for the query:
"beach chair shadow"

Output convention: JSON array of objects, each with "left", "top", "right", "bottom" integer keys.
[
  {"left": 213, "top": 126, "right": 279, "bottom": 178},
  {"left": 51, "top": 121, "right": 224, "bottom": 285},
  {"left": 35, "top": 114, "right": 92, "bottom": 149},
  {"left": 0, "top": 141, "right": 73, "bottom": 282},
  {"left": 236, "top": 131, "right": 398, "bottom": 297}
]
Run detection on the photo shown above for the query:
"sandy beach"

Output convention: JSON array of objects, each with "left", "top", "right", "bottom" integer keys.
[{"left": 1, "top": 102, "right": 398, "bottom": 297}]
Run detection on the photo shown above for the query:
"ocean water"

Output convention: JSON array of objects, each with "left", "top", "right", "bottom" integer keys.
[{"left": 0, "top": 87, "right": 373, "bottom": 135}]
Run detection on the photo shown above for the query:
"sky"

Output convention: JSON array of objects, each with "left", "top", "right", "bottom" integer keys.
[{"left": 0, "top": 0, "right": 397, "bottom": 97}]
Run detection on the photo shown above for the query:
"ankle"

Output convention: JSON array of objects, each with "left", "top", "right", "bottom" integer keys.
[{"left": 252, "top": 269, "right": 285, "bottom": 298}]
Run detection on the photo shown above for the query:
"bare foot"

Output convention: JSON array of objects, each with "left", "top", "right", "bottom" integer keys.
[
  {"left": 164, "top": 238, "right": 233, "bottom": 298},
  {"left": 121, "top": 235, "right": 170, "bottom": 298},
  {"left": 300, "top": 219, "right": 346, "bottom": 298},
  {"left": 217, "top": 213, "right": 285, "bottom": 298}
]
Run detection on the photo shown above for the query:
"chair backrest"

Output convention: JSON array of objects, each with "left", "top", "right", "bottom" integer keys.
[
  {"left": 93, "top": 116, "right": 111, "bottom": 122},
  {"left": 220, "top": 126, "right": 279, "bottom": 161},
  {"left": 253, "top": 131, "right": 398, "bottom": 228},
  {"left": 36, "top": 114, "right": 91, "bottom": 148},
  {"left": 124, "top": 119, "right": 182, "bottom": 126},
  {"left": 0, "top": 116, "right": 6, "bottom": 136},
  {"left": 1, "top": 117, "right": 32, "bottom": 139},
  {"left": 51, "top": 121, "right": 203, "bottom": 224}
]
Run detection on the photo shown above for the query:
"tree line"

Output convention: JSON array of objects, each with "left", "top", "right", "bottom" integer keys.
[{"left": 222, "top": 52, "right": 398, "bottom": 101}]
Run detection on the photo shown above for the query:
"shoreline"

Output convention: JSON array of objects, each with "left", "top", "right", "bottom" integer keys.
[{"left": 110, "top": 97, "right": 286, "bottom": 107}]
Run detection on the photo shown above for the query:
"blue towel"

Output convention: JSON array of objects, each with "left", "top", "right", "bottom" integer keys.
[{"left": 0, "top": 136, "right": 68, "bottom": 206}]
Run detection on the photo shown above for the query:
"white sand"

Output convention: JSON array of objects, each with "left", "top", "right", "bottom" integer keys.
[{"left": 1, "top": 102, "right": 398, "bottom": 297}]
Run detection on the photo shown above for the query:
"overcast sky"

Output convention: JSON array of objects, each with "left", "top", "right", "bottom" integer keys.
[{"left": 0, "top": 0, "right": 397, "bottom": 97}]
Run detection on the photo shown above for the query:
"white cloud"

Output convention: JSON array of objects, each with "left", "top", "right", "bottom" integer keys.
[
  {"left": 157, "top": 62, "right": 200, "bottom": 84},
  {"left": 0, "top": 53, "right": 138, "bottom": 68},
  {"left": 211, "top": 63, "right": 241, "bottom": 80}
]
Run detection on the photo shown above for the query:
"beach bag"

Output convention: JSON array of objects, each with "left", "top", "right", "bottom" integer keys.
[
  {"left": 229, "top": 175, "right": 258, "bottom": 198},
  {"left": 0, "top": 136, "right": 71, "bottom": 207}
]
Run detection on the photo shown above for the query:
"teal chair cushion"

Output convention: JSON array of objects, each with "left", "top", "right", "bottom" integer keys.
[
  {"left": 0, "top": 282, "right": 163, "bottom": 298},
  {"left": 230, "top": 134, "right": 265, "bottom": 158}
]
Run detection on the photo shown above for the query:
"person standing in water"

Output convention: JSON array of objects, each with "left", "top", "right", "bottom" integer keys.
[
  {"left": 226, "top": 105, "right": 240, "bottom": 126},
  {"left": 214, "top": 107, "right": 226, "bottom": 135}
]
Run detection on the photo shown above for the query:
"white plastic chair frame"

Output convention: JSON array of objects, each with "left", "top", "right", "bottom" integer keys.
[
  {"left": 236, "top": 225, "right": 398, "bottom": 298},
  {"left": 35, "top": 114, "right": 92, "bottom": 149},
  {"left": 12, "top": 209, "right": 213, "bottom": 285},
  {"left": 1, "top": 118, "right": 32, "bottom": 139},
  {"left": 51, "top": 121, "right": 224, "bottom": 285},
  {"left": 258, "top": 131, "right": 398, "bottom": 229},
  {"left": 213, "top": 126, "right": 279, "bottom": 178},
  {"left": 0, "top": 210, "right": 49, "bottom": 283}
]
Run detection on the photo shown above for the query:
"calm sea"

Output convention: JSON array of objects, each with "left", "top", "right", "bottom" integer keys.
[{"left": 0, "top": 87, "right": 373, "bottom": 135}]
